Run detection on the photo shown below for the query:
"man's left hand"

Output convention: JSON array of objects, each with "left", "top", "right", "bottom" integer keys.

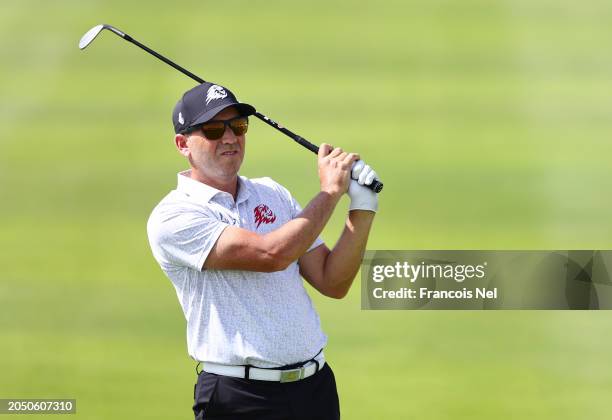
[{"left": 348, "top": 160, "right": 378, "bottom": 212}]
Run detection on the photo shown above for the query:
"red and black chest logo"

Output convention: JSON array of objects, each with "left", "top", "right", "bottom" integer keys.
[{"left": 253, "top": 204, "right": 277, "bottom": 228}]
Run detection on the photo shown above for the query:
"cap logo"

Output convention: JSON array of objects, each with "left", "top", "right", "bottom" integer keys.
[
  {"left": 178, "top": 112, "right": 184, "bottom": 125},
  {"left": 206, "top": 85, "right": 227, "bottom": 105}
]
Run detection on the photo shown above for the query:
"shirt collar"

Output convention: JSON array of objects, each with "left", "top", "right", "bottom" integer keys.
[{"left": 176, "top": 170, "right": 250, "bottom": 204}]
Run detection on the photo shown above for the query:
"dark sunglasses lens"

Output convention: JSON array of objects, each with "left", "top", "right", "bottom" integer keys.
[
  {"left": 230, "top": 118, "right": 248, "bottom": 136},
  {"left": 201, "top": 122, "right": 225, "bottom": 140}
]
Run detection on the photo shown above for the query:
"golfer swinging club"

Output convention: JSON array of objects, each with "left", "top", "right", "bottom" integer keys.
[{"left": 147, "top": 82, "right": 379, "bottom": 419}]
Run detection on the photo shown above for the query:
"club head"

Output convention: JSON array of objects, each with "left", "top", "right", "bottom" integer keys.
[
  {"left": 79, "top": 24, "right": 105, "bottom": 50},
  {"left": 79, "top": 24, "right": 126, "bottom": 50}
]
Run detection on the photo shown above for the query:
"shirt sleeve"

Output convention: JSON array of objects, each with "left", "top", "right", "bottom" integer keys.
[{"left": 147, "top": 204, "right": 229, "bottom": 271}]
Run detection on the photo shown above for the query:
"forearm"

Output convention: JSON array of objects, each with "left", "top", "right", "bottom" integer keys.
[
  {"left": 205, "top": 144, "right": 361, "bottom": 272},
  {"left": 263, "top": 191, "right": 341, "bottom": 267},
  {"left": 321, "top": 210, "right": 375, "bottom": 297}
]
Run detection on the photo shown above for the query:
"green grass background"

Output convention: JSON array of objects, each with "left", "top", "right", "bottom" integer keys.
[{"left": 2, "top": 0, "right": 612, "bottom": 418}]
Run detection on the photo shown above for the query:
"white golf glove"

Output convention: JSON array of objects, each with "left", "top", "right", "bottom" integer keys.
[{"left": 348, "top": 160, "right": 378, "bottom": 212}]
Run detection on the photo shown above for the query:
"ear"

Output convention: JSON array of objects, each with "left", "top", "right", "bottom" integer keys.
[{"left": 174, "top": 134, "right": 190, "bottom": 157}]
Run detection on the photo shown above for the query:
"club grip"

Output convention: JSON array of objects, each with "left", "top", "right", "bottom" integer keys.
[{"left": 370, "top": 180, "right": 384, "bottom": 193}]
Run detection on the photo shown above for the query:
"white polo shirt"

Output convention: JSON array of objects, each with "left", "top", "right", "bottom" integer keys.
[{"left": 147, "top": 170, "right": 327, "bottom": 368}]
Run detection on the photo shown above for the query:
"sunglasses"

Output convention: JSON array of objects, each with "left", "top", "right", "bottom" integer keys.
[{"left": 189, "top": 116, "right": 249, "bottom": 140}]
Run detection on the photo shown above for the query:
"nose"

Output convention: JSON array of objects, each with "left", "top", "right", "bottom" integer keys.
[{"left": 220, "top": 125, "right": 238, "bottom": 144}]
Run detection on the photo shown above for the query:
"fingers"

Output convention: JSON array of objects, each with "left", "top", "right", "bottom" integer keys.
[
  {"left": 318, "top": 143, "right": 332, "bottom": 158},
  {"left": 352, "top": 161, "right": 378, "bottom": 186},
  {"left": 317, "top": 144, "right": 377, "bottom": 196},
  {"left": 329, "top": 147, "right": 344, "bottom": 159},
  {"left": 351, "top": 160, "right": 365, "bottom": 179},
  {"left": 342, "top": 152, "right": 360, "bottom": 167},
  {"left": 358, "top": 164, "right": 372, "bottom": 184},
  {"left": 319, "top": 144, "right": 360, "bottom": 164},
  {"left": 320, "top": 144, "right": 366, "bottom": 176},
  {"left": 365, "top": 169, "right": 377, "bottom": 185}
]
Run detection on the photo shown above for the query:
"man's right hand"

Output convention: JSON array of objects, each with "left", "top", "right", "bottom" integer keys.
[{"left": 317, "top": 144, "right": 360, "bottom": 198}]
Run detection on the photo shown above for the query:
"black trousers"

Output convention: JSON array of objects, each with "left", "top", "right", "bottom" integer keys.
[{"left": 193, "top": 363, "right": 340, "bottom": 420}]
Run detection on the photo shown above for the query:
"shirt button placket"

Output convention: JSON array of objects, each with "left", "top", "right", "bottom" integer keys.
[{"left": 232, "top": 203, "right": 239, "bottom": 226}]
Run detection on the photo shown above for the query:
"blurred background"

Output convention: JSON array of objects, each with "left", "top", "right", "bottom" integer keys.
[{"left": 2, "top": 0, "right": 612, "bottom": 418}]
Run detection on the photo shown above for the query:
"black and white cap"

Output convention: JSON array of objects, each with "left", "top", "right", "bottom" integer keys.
[{"left": 172, "top": 82, "right": 256, "bottom": 134}]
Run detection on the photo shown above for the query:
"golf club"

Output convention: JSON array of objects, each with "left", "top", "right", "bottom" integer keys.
[{"left": 79, "top": 24, "right": 383, "bottom": 193}]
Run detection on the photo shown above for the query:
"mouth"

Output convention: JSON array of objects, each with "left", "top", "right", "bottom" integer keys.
[{"left": 220, "top": 150, "right": 239, "bottom": 156}]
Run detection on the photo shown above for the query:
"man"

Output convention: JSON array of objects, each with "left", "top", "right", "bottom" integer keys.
[{"left": 147, "top": 82, "right": 379, "bottom": 419}]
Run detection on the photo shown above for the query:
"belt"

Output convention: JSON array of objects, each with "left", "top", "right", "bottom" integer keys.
[{"left": 202, "top": 359, "right": 325, "bottom": 383}]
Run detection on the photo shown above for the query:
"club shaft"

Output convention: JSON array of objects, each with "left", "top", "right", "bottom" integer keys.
[
  {"left": 124, "top": 35, "right": 206, "bottom": 84},
  {"left": 111, "top": 27, "right": 383, "bottom": 192},
  {"left": 253, "top": 112, "right": 319, "bottom": 154},
  {"left": 124, "top": 35, "right": 321, "bottom": 155}
]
